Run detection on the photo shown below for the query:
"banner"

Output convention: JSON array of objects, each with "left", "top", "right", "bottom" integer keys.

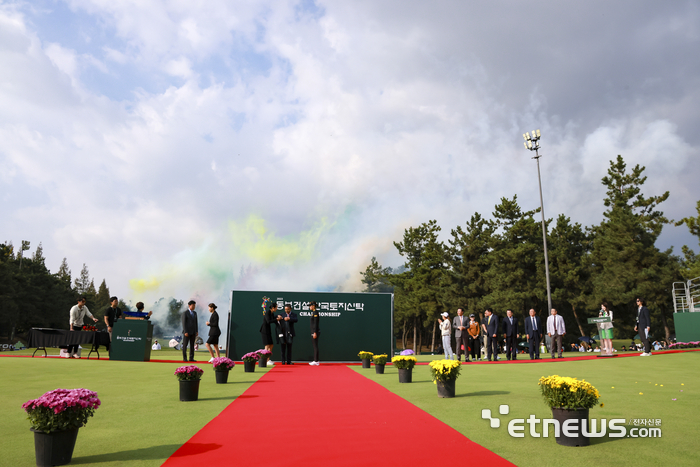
[{"left": 227, "top": 291, "right": 393, "bottom": 362}]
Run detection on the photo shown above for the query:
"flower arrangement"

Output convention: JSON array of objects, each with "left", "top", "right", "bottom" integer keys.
[
  {"left": 22, "top": 388, "right": 101, "bottom": 433},
  {"left": 358, "top": 351, "right": 374, "bottom": 360},
  {"left": 669, "top": 341, "right": 699, "bottom": 349},
  {"left": 211, "top": 357, "right": 235, "bottom": 372},
  {"left": 539, "top": 375, "right": 601, "bottom": 409},
  {"left": 242, "top": 352, "right": 260, "bottom": 362},
  {"left": 256, "top": 349, "right": 272, "bottom": 356},
  {"left": 372, "top": 354, "right": 388, "bottom": 365},
  {"left": 81, "top": 325, "right": 97, "bottom": 332},
  {"left": 429, "top": 359, "right": 462, "bottom": 383},
  {"left": 391, "top": 355, "right": 417, "bottom": 370},
  {"left": 175, "top": 365, "right": 204, "bottom": 381}
]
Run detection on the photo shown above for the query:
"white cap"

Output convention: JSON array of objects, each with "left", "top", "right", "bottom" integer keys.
[{"left": 441, "top": 312, "right": 449, "bottom": 317}]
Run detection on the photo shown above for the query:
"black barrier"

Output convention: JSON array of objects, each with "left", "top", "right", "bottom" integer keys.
[{"left": 227, "top": 291, "right": 393, "bottom": 362}]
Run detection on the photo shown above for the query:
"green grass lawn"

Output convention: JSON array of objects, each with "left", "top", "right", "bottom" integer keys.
[
  {"left": 355, "top": 352, "right": 699, "bottom": 467},
  {"left": 1, "top": 357, "right": 269, "bottom": 467}
]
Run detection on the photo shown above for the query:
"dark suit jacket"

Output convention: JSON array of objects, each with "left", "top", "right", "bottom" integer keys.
[
  {"left": 483, "top": 314, "right": 499, "bottom": 337},
  {"left": 276, "top": 311, "right": 298, "bottom": 344},
  {"left": 182, "top": 309, "right": 198, "bottom": 335},
  {"left": 524, "top": 315, "right": 543, "bottom": 338},
  {"left": 637, "top": 306, "right": 651, "bottom": 330},
  {"left": 502, "top": 316, "right": 519, "bottom": 337},
  {"left": 208, "top": 311, "right": 221, "bottom": 337}
]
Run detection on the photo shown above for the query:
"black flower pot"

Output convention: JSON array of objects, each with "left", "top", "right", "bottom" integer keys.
[
  {"left": 32, "top": 427, "right": 79, "bottom": 467},
  {"left": 361, "top": 358, "right": 371, "bottom": 368},
  {"left": 259, "top": 355, "right": 269, "bottom": 368},
  {"left": 551, "top": 407, "right": 590, "bottom": 446},
  {"left": 179, "top": 379, "right": 201, "bottom": 401},
  {"left": 398, "top": 368, "right": 413, "bottom": 383},
  {"left": 215, "top": 369, "right": 229, "bottom": 384},
  {"left": 374, "top": 363, "right": 385, "bottom": 374},
  {"left": 436, "top": 379, "right": 456, "bottom": 398},
  {"left": 244, "top": 360, "right": 256, "bottom": 372}
]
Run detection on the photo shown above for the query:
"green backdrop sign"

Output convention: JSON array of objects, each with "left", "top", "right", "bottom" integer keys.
[{"left": 227, "top": 291, "right": 393, "bottom": 362}]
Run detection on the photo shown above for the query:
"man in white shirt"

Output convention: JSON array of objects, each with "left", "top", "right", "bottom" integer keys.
[
  {"left": 68, "top": 297, "right": 98, "bottom": 358},
  {"left": 152, "top": 340, "right": 161, "bottom": 350},
  {"left": 546, "top": 308, "right": 566, "bottom": 359}
]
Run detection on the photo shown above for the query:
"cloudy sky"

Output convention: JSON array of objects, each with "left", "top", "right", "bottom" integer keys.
[{"left": 2, "top": 0, "right": 699, "bottom": 313}]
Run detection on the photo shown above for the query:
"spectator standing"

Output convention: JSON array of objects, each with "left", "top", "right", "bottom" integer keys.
[
  {"left": 524, "top": 308, "right": 543, "bottom": 360},
  {"left": 501, "top": 309, "right": 519, "bottom": 360},
  {"left": 452, "top": 308, "right": 469, "bottom": 362},
  {"left": 467, "top": 314, "right": 480, "bottom": 362},
  {"left": 546, "top": 308, "right": 566, "bottom": 359},
  {"left": 205, "top": 303, "right": 221, "bottom": 362},
  {"left": 635, "top": 298, "right": 652, "bottom": 356},
  {"left": 181, "top": 300, "right": 198, "bottom": 362},
  {"left": 482, "top": 308, "right": 499, "bottom": 361},
  {"left": 438, "top": 312, "right": 454, "bottom": 360}
]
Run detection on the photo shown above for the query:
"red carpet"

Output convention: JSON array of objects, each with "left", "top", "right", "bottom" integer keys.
[{"left": 162, "top": 365, "right": 515, "bottom": 466}]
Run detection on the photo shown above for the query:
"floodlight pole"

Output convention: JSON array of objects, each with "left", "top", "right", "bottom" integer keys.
[{"left": 523, "top": 131, "right": 552, "bottom": 314}]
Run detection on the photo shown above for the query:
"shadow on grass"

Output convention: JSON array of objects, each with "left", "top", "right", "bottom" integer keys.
[
  {"left": 197, "top": 396, "right": 239, "bottom": 401},
  {"left": 70, "top": 444, "right": 189, "bottom": 464},
  {"left": 458, "top": 390, "right": 510, "bottom": 397}
]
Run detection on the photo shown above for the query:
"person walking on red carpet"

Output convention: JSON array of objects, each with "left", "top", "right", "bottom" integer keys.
[
  {"left": 309, "top": 301, "right": 320, "bottom": 366},
  {"left": 525, "top": 308, "right": 543, "bottom": 360},
  {"left": 502, "top": 309, "right": 519, "bottom": 361},
  {"left": 546, "top": 308, "right": 565, "bottom": 359}
]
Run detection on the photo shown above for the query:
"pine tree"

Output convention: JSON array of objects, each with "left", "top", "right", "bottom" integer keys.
[
  {"left": 360, "top": 257, "right": 393, "bottom": 293},
  {"left": 676, "top": 200, "right": 700, "bottom": 280},
  {"left": 589, "top": 155, "right": 675, "bottom": 341},
  {"left": 74, "top": 264, "right": 91, "bottom": 294},
  {"left": 57, "top": 258, "right": 71, "bottom": 285},
  {"left": 94, "top": 279, "right": 111, "bottom": 318},
  {"left": 32, "top": 243, "right": 45, "bottom": 266}
]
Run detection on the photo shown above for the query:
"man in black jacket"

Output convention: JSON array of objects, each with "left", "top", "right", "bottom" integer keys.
[
  {"left": 635, "top": 298, "right": 652, "bottom": 356},
  {"left": 278, "top": 304, "right": 298, "bottom": 365},
  {"left": 502, "top": 309, "right": 519, "bottom": 360},
  {"left": 309, "top": 301, "right": 320, "bottom": 366},
  {"left": 181, "top": 300, "right": 198, "bottom": 362},
  {"left": 482, "top": 308, "right": 499, "bottom": 361},
  {"left": 104, "top": 296, "right": 122, "bottom": 342}
]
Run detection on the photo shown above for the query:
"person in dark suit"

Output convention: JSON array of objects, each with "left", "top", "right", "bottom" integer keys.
[
  {"left": 205, "top": 303, "right": 221, "bottom": 362},
  {"left": 481, "top": 308, "right": 499, "bottom": 361},
  {"left": 181, "top": 300, "right": 199, "bottom": 362},
  {"left": 452, "top": 308, "right": 469, "bottom": 362},
  {"left": 502, "top": 309, "right": 519, "bottom": 360},
  {"left": 260, "top": 302, "right": 277, "bottom": 352},
  {"left": 635, "top": 298, "right": 652, "bottom": 356},
  {"left": 309, "top": 301, "right": 320, "bottom": 366},
  {"left": 524, "top": 308, "right": 543, "bottom": 360},
  {"left": 277, "top": 304, "right": 298, "bottom": 365}
]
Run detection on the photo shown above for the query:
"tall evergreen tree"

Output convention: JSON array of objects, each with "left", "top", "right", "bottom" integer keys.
[
  {"left": 360, "top": 258, "right": 394, "bottom": 293},
  {"left": 446, "top": 212, "right": 494, "bottom": 317},
  {"left": 588, "top": 155, "right": 674, "bottom": 340},
  {"left": 483, "top": 196, "right": 546, "bottom": 317},
  {"left": 74, "top": 264, "right": 91, "bottom": 294},
  {"left": 57, "top": 258, "right": 71, "bottom": 285},
  {"left": 548, "top": 215, "right": 591, "bottom": 337},
  {"left": 676, "top": 200, "right": 700, "bottom": 280}
]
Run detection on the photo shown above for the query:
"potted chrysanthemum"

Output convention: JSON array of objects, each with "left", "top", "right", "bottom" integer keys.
[
  {"left": 256, "top": 349, "right": 272, "bottom": 367},
  {"left": 23, "top": 388, "right": 101, "bottom": 466},
  {"left": 212, "top": 357, "right": 235, "bottom": 384},
  {"left": 539, "top": 375, "right": 602, "bottom": 447},
  {"left": 242, "top": 352, "right": 259, "bottom": 372},
  {"left": 175, "top": 365, "right": 204, "bottom": 401},
  {"left": 429, "top": 359, "right": 462, "bottom": 398},
  {"left": 358, "top": 351, "right": 374, "bottom": 368},
  {"left": 391, "top": 355, "right": 417, "bottom": 383},
  {"left": 372, "top": 354, "right": 388, "bottom": 374}
]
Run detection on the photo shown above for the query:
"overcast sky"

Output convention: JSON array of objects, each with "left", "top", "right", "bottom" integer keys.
[{"left": 2, "top": 0, "right": 699, "bottom": 312}]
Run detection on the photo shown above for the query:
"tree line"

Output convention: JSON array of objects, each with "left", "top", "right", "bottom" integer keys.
[
  {"left": 0, "top": 244, "right": 131, "bottom": 342},
  {"left": 361, "top": 156, "right": 700, "bottom": 352}
]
